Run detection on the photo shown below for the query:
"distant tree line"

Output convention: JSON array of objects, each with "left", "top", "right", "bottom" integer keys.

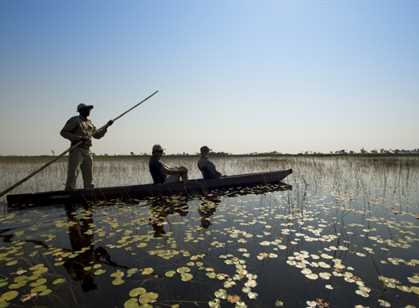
[
  {"left": 326, "top": 148, "right": 419, "bottom": 155},
  {"left": 2, "top": 149, "right": 419, "bottom": 159},
  {"left": 118, "top": 148, "right": 419, "bottom": 157}
]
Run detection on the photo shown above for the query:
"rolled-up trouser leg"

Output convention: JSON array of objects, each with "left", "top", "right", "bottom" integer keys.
[
  {"left": 65, "top": 148, "right": 83, "bottom": 190},
  {"left": 80, "top": 149, "right": 94, "bottom": 189}
]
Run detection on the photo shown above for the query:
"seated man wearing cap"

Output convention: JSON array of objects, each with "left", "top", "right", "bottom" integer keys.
[
  {"left": 60, "top": 103, "right": 113, "bottom": 190},
  {"left": 198, "top": 146, "right": 222, "bottom": 180},
  {"left": 149, "top": 144, "right": 188, "bottom": 184}
]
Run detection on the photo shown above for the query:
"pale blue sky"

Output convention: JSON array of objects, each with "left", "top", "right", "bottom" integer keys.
[{"left": 0, "top": 1, "right": 418, "bottom": 155}]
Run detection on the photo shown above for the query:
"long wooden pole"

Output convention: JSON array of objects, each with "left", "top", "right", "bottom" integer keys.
[{"left": 0, "top": 90, "right": 159, "bottom": 198}]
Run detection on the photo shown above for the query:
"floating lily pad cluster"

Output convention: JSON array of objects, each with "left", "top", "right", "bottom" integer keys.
[{"left": 125, "top": 287, "right": 159, "bottom": 308}]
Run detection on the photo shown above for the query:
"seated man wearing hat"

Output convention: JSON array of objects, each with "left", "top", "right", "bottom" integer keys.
[
  {"left": 60, "top": 103, "right": 113, "bottom": 190},
  {"left": 149, "top": 144, "right": 188, "bottom": 184},
  {"left": 198, "top": 146, "right": 222, "bottom": 180}
]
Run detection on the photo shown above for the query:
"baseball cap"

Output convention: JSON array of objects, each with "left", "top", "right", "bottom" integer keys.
[
  {"left": 77, "top": 103, "right": 94, "bottom": 112},
  {"left": 200, "top": 146, "right": 211, "bottom": 154},
  {"left": 152, "top": 144, "right": 165, "bottom": 154}
]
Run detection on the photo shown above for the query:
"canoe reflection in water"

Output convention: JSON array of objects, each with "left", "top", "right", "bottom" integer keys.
[
  {"left": 147, "top": 184, "right": 291, "bottom": 235},
  {"left": 196, "top": 184, "right": 292, "bottom": 229},
  {"left": 63, "top": 203, "right": 127, "bottom": 292}
]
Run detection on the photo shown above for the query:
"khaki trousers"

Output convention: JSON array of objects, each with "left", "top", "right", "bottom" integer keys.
[{"left": 65, "top": 147, "right": 94, "bottom": 190}]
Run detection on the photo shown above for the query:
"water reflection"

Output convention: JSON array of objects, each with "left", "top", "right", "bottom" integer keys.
[
  {"left": 63, "top": 203, "right": 128, "bottom": 292},
  {"left": 148, "top": 196, "right": 190, "bottom": 237},
  {"left": 63, "top": 203, "right": 97, "bottom": 291},
  {"left": 2, "top": 157, "right": 419, "bottom": 308},
  {"left": 198, "top": 195, "right": 221, "bottom": 229},
  {"left": 148, "top": 184, "right": 291, "bottom": 236}
]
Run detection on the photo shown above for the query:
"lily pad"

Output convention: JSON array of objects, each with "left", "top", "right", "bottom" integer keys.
[
  {"left": 129, "top": 287, "right": 146, "bottom": 297},
  {"left": 142, "top": 268, "right": 154, "bottom": 275},
  {"left": 124, "top": 298, "right": 141, "bottom": 308},
  {"left": 52, "top": 278, "right": 66, "bottom": 285},
  {"left": 0, "top": 291, "right": 18, "bottom": 302},
  {"left": 139, "top": 292, "right": 158, "bottom": 304}
]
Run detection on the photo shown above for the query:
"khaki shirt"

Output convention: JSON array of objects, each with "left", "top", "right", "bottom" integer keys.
[{"left": 61, "top": 116, "right": 107, "bottom": 148}]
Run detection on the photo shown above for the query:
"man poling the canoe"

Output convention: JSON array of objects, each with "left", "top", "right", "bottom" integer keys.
[
  {"left": 0, "top": 90, "right": 159, "bottom": 199},
  {"left": 61, "top": 103, "right": 113, "bottom": 190}
]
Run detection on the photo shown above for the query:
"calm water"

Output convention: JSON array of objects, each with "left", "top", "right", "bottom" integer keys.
[{"left": 0, "top": 156, "right": 418, "bottom": 308}]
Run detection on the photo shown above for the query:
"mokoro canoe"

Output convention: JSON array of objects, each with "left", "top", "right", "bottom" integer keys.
[{"left": 6, "top": 169, "right": 292, "bottom": 208}]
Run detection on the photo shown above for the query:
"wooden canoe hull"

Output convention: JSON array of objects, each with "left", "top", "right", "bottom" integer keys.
[{"left": 7, "top": 169, "right": 292, "bottom": 208}]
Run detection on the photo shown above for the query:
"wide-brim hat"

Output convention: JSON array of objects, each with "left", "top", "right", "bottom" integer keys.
[{"left": 77, "top": 103, "right": 94, "bottom": 112}]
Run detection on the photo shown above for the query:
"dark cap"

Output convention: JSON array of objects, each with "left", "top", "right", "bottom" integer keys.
[
  {"left": 200, "top": 146, "right": 211, "bottom": 154},
  {"left": 77, "top": 103, "right": 94, "bottom": 112},
  {"left": 152, "top": 144, "right": 164, "bottom": 154}
]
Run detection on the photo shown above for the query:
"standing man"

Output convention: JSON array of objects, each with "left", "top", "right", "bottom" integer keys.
[
  {"left": 61, "top": 103, "right": 113, "bottom": 190},
  {"left": 198, "top": 146, "right": 222, "bottom": 180}
]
